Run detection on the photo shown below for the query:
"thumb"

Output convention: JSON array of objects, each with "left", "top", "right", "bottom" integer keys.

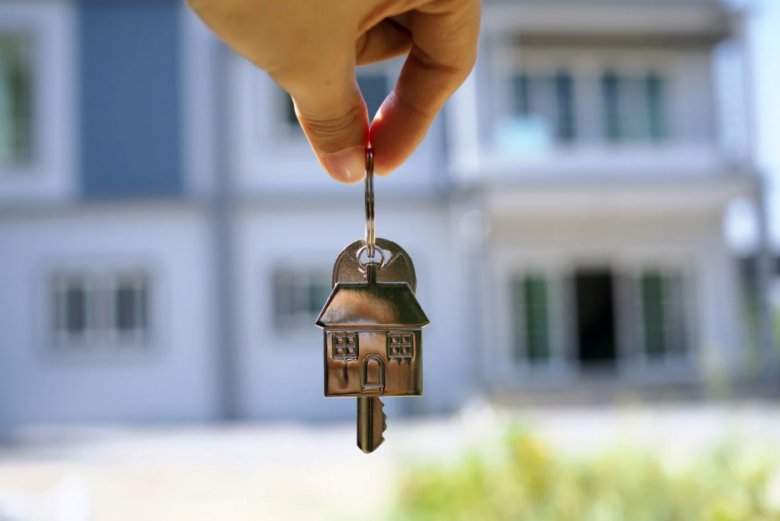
[{"left": 289, "top": 68, "right": 369, "bottom": 184}]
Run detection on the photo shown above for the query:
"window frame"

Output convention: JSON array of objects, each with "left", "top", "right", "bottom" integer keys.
[
  {"left": 511, "top": 272, "right": 554, "bottom": 365},
  {"left": 497, "top": 258, "right": 572, "bottom": 383},
  {"left": 600, "top": 70, "right": 669, "bottom": 144},
  {"left": 509, "top": 70, "right": 578, "bottom": 145},
  {"left": 44, "top": 265, "right": 156, "bottom": 359},
  {"left": 492, "top": 42, "right": 680, "bottom": 152},
  {"left": 333, "top": 331, "right": 359, "bottom": 361},
  {"left": 109, "top": 271, "right": 151, "bottom": 344},
  {"left": 635, "top": 269, "right": 691, "bottom": 362},
  {"left": 387, "top": 331, "right": 414, "bottom": 360},
  {"left": 615, "top": 262, "right": 698, "bottom": 376},
  {"left": 272, "top": 266, "right": 332, "bottom": 334},
  {"left": 0, "top": 31, "right": 34, "bottom": 166},
  {"left": 52, "top": 271, "right": 93, "bottom": 345},
  {"left": 496, "top": 253, "right": 698, "bottom": 386},
  {"left": 0, "top": 2, "right": 75, "bottom": 200}
]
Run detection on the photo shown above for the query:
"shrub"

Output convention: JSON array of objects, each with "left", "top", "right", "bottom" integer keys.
[{"left": 394, "top": 430, "right": 780, "bottom": 521}]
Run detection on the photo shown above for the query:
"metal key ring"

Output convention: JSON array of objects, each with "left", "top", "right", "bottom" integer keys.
[
  {"left": 364, "top": 147, "right": 375, "bottom": 257},
  {"left": 355, "top": 244, "right": 387, "bottom": 271}
]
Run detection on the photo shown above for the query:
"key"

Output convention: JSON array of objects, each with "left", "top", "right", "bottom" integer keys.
[
  {"left": 357, "top": 397, "right": 386, "bottom": 453},
  {"left": 317, "top": 242, "right": 429, "bottom": 453},
  {"left": 315, "top": 148, "right": 430, "bottom": 454}
]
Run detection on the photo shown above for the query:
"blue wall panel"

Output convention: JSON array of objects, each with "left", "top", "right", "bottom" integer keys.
[{"left": 79, "top": 0, "right": 182, "bottom": 198}]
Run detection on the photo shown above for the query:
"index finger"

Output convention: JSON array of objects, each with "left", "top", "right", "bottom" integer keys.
[{"left": 369, "top": 0, "right": 481, "bottom": 176}]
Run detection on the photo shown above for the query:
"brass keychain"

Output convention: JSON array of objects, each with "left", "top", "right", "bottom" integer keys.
[{"left": 316, "top": 148, "right": 430, "bottom": 453}]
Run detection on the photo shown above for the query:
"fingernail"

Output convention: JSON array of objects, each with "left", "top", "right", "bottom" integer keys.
[{"left": 322, "top": 147, "right": 365, "bottom": 184}]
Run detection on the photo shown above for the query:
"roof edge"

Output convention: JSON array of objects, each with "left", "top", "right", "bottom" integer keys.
[{"left": 315, "top": 321, "right": 430, "bottom": 329}]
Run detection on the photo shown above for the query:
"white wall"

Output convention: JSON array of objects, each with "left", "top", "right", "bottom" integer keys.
[{"left": 0, "top": 205, "right": 217, "bottom": 425}]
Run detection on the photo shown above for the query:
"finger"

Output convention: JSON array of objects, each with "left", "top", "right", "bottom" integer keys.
[
  {"left": 356, "top": 19, "right": 413, "bottom": 66},
  {"left": 369, "top": 0, "right": 480, "bottom": 176},
  {"left": 287, "top": 58, "right": 369, "bottom": 184}
]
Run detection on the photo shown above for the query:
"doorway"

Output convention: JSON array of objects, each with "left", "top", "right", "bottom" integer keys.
[{"left": 574, "top": 269, "right": 617, "bottom": 369}]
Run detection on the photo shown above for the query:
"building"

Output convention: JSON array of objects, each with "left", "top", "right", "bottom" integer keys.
[{"left": 0, "top": 0, "right": 763, "bottom": 428}]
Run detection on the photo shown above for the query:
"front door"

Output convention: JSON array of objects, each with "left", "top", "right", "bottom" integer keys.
[{"left": 574, "top": 269, "right": 617, "bottom": 370}]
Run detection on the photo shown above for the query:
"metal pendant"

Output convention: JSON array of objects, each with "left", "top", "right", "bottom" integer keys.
[{"left": 315, "top": 148, "right": 430, "bottom": 454}]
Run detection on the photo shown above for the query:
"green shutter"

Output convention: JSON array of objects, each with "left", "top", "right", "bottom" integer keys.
[
  {"left": 641, "top": 271, "right": 667, "bottom": 358},
  {"left": 512, "top": 274, "right": 551, "bottom": 364},
  {"left": 646, "top": 73, "right": 666, "bottom": 142},
  {"left": 0, "top": 34, "right": 33, "bottom": 164}
]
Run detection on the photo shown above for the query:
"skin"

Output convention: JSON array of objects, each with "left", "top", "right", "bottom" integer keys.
[{"left": 187, "top": 0, "right": 481, "bottom": 183}]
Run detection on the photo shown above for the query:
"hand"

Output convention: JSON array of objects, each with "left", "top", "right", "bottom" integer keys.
[{"left": 187, "top": 0, "right": 481, "bottom": 183}]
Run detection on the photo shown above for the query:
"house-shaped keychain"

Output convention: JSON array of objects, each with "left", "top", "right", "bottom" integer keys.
[
  {"left": 316, "top": 149, "right": 431, "bottom": 453},
  {"left": 316, "top": 262, "right": 429, "bottom": 399}
]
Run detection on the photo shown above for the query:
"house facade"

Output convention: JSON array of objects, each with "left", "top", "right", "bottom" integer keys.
[{"left": 0, "top": 0, "right": 760, "bottom": 427}]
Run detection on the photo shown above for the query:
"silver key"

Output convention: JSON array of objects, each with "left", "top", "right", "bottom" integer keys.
[{"left": 315, "top": 149, "right": 430, "bottom": 453}]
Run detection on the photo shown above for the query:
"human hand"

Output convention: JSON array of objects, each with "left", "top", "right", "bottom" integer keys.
[{"left": 187, "top": 0, "right": 481, "bottom": 183}]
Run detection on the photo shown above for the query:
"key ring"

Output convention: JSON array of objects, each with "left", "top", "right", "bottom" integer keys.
[
  {"left": 364, "top": 147, "right": 375, "bottom": 258},
  {"left": 355, "top": 244, "right": 387, "bottom": 271}
]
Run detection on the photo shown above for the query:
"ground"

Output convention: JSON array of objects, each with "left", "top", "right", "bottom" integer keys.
[{"left": 0, "top": 402, "right": 779, "bottom": 521}]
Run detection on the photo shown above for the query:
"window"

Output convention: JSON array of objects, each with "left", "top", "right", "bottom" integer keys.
[
  {"left": 500, "top": 44, "right": 677, "bottom": 151},
  {"left": 0, "top": 33, "right": 33, "bottom": 165},
  {"left": 332, "top": 331, "right": 359, "bottom": 361},
  {"left": 274, "top": 269, "right": 331, "bottom": 330},
  {"left": 114, "top": 274, "right": 149, "bottom": 336},
  {"left": 601, "top": 71, "right": 667, "bottom": 143},
  {"left": 512, "top": 71, "right": 576, "bottom": 144},
  {"left": 602, "top": 72, "right": 620, "bottom": 142},
  {"left": 387, "top": 332, "right": 413, "bottom": 360},
  {"left": 53, "top": 275, "right": 89, "bottom": 339},
  {"left": 646, "top": 73, "right": 665, "bottom": 141},
  {"left": 511, "top": 273, "right": 551, "bottom": 364},
  {"left": 638, "top": 270, "right": 687, "bottom": 359},
  {"left": 52, "top": 271, "right": 151, "bottom": 347}
]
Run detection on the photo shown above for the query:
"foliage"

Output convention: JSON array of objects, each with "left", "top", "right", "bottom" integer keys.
[{"left": 394, "top": 430, "right": 780, "bottom": 521}]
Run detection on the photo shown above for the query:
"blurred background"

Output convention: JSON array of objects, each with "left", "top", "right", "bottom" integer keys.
[{"left": 1, "top": 0, "right": 779, "bottom": 519}]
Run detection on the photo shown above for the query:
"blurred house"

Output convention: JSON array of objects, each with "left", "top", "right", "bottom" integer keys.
[{"left": 0, "top": 0, "right": 762, "bottom": 427}]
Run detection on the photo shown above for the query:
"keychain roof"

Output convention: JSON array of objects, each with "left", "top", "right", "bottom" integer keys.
[{"left": 316, "top": 264, "right": 429, "bottom": 328}]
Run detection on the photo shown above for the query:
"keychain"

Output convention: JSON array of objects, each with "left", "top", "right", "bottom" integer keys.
[{"left": 316, "top": 148, "right": 430, "bottom": 453}]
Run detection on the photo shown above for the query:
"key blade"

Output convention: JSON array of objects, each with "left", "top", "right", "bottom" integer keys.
[{"left": 357, "top": 397, "right": 386, "bottom": 454}]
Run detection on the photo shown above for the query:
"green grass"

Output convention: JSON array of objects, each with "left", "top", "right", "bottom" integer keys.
[{"left": 393, "top": 430, "right": 780, "bottom": 521}]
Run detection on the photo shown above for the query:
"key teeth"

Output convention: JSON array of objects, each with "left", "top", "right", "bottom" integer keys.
[
  {"left": 377, "top": 397, "right": 387, "bottom": 448},
  {"left": 379, "top": 397, "right": 387, "bottom": 430},
  {"left": 358, "top": 396, "right": 386, "bottom": 454}
]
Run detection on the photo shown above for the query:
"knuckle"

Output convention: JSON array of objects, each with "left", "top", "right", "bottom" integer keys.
[{"left": 300, "top": 102, "right": 367, "bottom": 151}]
